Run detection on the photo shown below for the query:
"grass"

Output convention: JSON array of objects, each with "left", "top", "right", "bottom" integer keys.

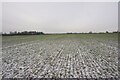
[{"left": 2, "top": 33, "right": 118, "bottom": 45}]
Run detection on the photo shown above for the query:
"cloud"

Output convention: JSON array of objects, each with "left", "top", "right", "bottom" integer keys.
[{"left": 2, "top": 2, "right": 118, "bottom": 33}]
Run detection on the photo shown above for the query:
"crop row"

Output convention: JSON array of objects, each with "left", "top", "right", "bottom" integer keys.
[{"left": 2, "top": 34, "right": 118, "bottom": 78}]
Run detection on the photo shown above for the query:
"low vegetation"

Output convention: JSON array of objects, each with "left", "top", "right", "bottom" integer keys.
[{"left": 2, "top": 33, "right": 118, "bottom": 78}]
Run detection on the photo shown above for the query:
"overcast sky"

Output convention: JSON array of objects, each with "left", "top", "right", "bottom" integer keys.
[{"left": 2, "top": 2, "right": 118, "bottom": 33}]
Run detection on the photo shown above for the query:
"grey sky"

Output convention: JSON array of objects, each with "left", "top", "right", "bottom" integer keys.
[{"left": 2, "top": 2, "right": 118, "bottom": 33}]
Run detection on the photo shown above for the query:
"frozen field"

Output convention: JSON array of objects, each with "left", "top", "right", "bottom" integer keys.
[{"left": 2, "top": 33, "right": 118, "bottom": 78}]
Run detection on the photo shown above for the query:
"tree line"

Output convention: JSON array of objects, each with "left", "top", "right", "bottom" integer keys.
[
  {"left": 2, "top": 31, "right": 44, "bottom": 36},
  {"left": 1, "top": 30, "right": 119, "bottom": 36},
  {"left": 66, "top": 31, "right": 119, "bottom": 34}
]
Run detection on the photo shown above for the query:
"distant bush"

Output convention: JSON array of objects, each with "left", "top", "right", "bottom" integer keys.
[{"left": 112, "top": 31, "right": 119, "bottom": 33}]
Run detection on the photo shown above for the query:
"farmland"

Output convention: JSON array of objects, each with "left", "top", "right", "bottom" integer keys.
[{"left": 2, "top": 33, "right": 118, "bottom": 78}]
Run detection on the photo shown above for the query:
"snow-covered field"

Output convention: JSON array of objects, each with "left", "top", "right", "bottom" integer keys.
[{"left": 2, "top": 33, "right": 118, "bottom": 78}]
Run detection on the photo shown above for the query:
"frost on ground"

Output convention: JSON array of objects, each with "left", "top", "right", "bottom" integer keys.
[{"left": 2, "top": 34, "right": 118, "bottom": 78}]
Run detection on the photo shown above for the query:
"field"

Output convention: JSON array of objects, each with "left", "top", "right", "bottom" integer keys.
[{"left": 2, "top": 33, "right": 118, "bottom": 78}]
